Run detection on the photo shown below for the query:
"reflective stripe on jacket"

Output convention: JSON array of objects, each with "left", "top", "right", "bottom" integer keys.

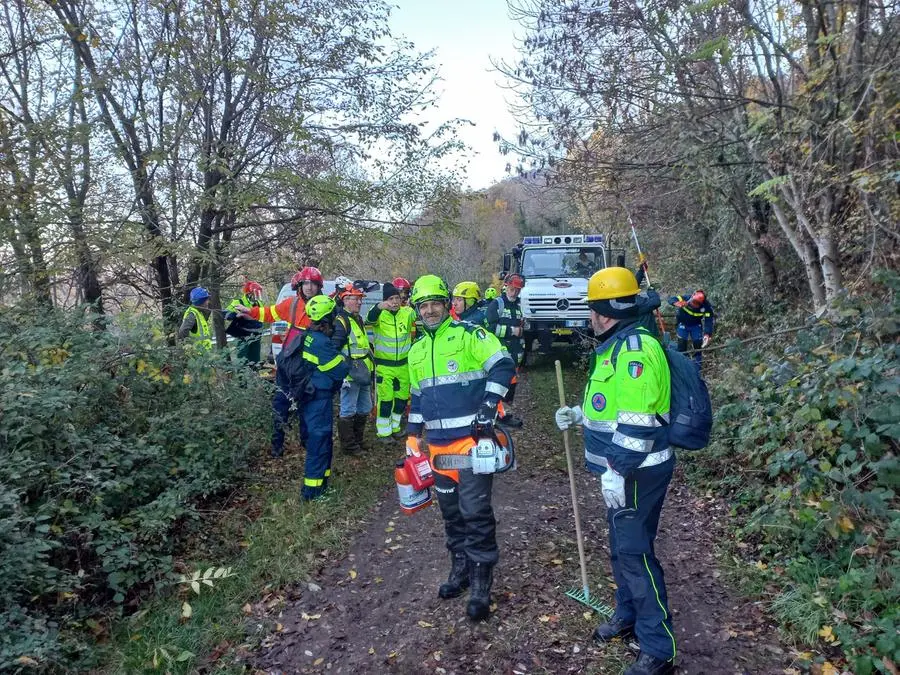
[
  {"left": 582, "top": 324, "right": 671, "bottom": 476},
  {"left": 183, "top": 306, "right": 212, "bottom": 349},
  {"left": 407, "top": 317, "right": 515, "bottom": 443},
  {"left": 366, "top": 305, "right": 415, "bottom": 367}
]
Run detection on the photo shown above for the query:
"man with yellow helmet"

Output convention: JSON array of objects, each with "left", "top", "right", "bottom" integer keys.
[
  {"left": 555, "top": 268, "right": 675, "bottom": 675},
  {"left": 407, "top": 275, "right": 515, "bottom": 622},
  {"left": 450, "top": 281, "right": 487, "bottom": 326}
]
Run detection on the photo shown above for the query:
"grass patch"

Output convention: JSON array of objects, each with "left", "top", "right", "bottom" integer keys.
[{"left": 98, "top": 441, "right": 397, "bottom": 673}]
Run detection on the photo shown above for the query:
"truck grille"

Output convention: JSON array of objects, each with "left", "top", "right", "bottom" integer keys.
[{"left": 524, "top": 296, "right": 589, "bottom": 316}]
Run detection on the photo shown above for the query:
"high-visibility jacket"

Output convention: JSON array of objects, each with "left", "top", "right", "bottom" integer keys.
[
  {"left": 366, "top": 305, "right": 416, "bottom": 367},
  {"left": 668, "top": 294, "right": 715, "bottom": 335},
  {"left": 334, "top": 311, "right": 373, "bottom": 376},
  {"left": 407, "top": 317, "right": 515, "bottom": 443},
  {"left": 182, "top": 306, "right": 212, "bottom": 349},
  {"left": 582, "top": 323, "right": 672, "bottom": 477},
  {"left": 485, "top": 294, "right": 524, "bottom": 361},
  {"left": 249, "top": 294, "right": 311, "bottom": 347}
]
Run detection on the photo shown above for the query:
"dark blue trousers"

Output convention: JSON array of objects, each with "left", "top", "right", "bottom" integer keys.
[
  {"left": 300, "top": 396, "right": 334, "bottom": 501},
  {"left": 676, "top": 322, "right": 704, "bottom": 366},
  {"left": 271, "top": 389, "right": 307, "bottom": 457},
  {"left": 607, "top": 458, "right": 677, "bottom": 662}
]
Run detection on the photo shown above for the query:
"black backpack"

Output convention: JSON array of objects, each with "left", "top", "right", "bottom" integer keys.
[{"left": 611, "top": 329, "right": 713, "bottom": 450}]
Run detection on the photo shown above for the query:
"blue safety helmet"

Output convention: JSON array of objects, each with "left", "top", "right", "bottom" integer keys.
[{"left": 189, "top": 287, "right": 210, "bottom": 305}]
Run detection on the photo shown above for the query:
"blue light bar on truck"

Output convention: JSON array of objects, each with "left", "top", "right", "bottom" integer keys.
[{"left": 522, "top": 234, "right": 603, "bottom": 245}]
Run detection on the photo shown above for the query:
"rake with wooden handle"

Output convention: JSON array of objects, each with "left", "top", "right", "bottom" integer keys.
[{"left": 555, "top": 360, "right": 614, "bottom": 617}]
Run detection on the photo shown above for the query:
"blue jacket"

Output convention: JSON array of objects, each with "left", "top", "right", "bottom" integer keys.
[
  {"left": 459, "top": 301, "right": 488, "bottom": 328},
  {"left": 276, "top": 328, "right": 349, "bottom": 399},
  {"left": 668, "top": 294, "right": 715, "bottom": 335}
]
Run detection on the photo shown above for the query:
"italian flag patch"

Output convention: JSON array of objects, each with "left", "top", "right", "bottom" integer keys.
[{"left": 627, "top": 361, "right": 644, "bottom": 378}]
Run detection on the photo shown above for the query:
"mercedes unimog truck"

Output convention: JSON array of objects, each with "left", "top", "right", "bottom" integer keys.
[{"left": 500, "top": 233, "right": 625, "bottom": 357}]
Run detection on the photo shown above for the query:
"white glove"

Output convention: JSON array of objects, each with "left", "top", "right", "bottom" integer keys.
[
  {"left": 555, "top": 405, "right": 584, "bottom": 430},
  {"left": 601, "top": 468, "right": 626, "bottom": 509},
  {"left": 702, "top": 334, "right": 711, "bottom": 348}
]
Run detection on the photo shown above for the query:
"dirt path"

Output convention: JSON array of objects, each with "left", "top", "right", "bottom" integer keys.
[{"left": 243, "top": 365, "right": 791, "bottom": 674}]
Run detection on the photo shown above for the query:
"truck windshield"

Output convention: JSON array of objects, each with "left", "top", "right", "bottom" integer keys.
[{"left": 521, "top": 247, "right": 603, "bottom": 278}]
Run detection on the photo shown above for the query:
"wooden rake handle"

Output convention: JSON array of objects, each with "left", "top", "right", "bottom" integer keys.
[{"left": 555, "top": 360, "right": 591, "bottom": 597}]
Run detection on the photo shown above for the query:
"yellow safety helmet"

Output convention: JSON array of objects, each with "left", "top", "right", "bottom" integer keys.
[
  {"left": 306, "top": 295, "right": 337, "bottom": 322},
  {"left": 452, "top": 281, "right": 481, "bottom": 301},
  {"left": 587, "top": 267, "right": 640, "bottom": 301},
  {"left": 410, "top": 274, "right": 450, "bottom": 305}
]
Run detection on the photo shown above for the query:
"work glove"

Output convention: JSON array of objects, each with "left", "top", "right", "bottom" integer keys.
[
  {"left": 702, "top": 334, "right": 712, "bottom": 348},
  {"left": 555, "top": 405, "right": 584, "bottom": 431},
  {"left": 638, "top": 252, "right": 647, "bottom": 267},
  {"left": 472, "top": 401, "right": 498, "bottom": 438},
  {"left": 601, "top": 467, "right": 627, "bottom": 510},
  {"left": 674, "top": 300, "right": 686, "bottom": 308}
]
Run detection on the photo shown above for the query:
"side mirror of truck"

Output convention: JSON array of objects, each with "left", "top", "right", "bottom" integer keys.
[
  {"left": 502, "top": 253, "right": 512, "bottom": 274},
  {"left": 616, "top": 253, "right": 626, "bottom": 267}
]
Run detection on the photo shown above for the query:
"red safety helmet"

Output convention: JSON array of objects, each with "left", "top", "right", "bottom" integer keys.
[
  {"left": 242, "top": 281, "right": 263, "bottom": 296},
  {"left": 291, "top": 266, "right": 324, "bottom": 290},
  {"left": 392, "top": 277, "right": 412, "bottom": 290},
  {"left": 505, "top": 274, "right": 525, "bottom": 289}
]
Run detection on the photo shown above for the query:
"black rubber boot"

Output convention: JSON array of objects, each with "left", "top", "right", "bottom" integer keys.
[
  {"left": 438, "top": 552, "right": 470, "bottom": 599},
  {"left": 466, "top": 561, "right": 493, "bottom": 621},
  {"left": 353, "top": 414, "right": 369, "bottom": 451},
  {"left": 500, "top": 413, "right": 523, "bottom": 428},
  {"left": 337, "top": 417, "right": 358, "bottom": 454},
  {"left": 623, "top": 652, "right": 675, "bottom": 675},
  {"left": 593, "top": 615, "right": 636, "bottom": 643}
]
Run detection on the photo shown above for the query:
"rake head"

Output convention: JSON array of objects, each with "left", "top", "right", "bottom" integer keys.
[{"left": 566, "top": 586, "right": 614, "bottom": 617}]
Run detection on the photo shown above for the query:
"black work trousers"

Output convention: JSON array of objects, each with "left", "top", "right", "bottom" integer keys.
[{"left": 433, "top": 470, "right": 498, "bottom": 565}]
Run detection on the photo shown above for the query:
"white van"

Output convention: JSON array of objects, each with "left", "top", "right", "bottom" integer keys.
[{"left": 269, "top": 279, "right": 383, "bottom": 360}]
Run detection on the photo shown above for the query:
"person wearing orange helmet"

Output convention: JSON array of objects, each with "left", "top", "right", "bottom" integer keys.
[
  {"left": 667, "top": 289, "right": 715, "bottom": 367},
  {"left": 225, "top": 280, "right": 265, "bottom": 363},
  {"left": 332, "top": 281, "right": 374, "bottom": 454},
  {"left": 235, "top": 266, "right": 325, "bottom": 458}
]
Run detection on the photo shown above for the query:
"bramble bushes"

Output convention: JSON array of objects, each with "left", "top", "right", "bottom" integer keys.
[
  {"left": 689, "top": 270, "right": 899, "bottom": 672},
  {"left": 0, "top": 306, "right": 270, "bottom": 669}
]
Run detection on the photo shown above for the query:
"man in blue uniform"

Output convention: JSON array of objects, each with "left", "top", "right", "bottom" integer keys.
[
  {"left": 556, "top": 267, "right": 676, "bottom": 675},
  {"left": 668, "top": 290, "right": 714, "bottom": 366},
  {"left": 276, "top": 295, "right": 349, "bottom": 501}
]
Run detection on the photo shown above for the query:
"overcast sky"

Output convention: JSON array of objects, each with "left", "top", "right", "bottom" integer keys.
[{"left": 389, "top": 0, "right": 523, "bottom": 190}]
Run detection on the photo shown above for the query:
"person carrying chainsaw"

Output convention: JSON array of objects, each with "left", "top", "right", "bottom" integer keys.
[
  {"left": 668, "top": 289, "right": 715, "bottom": 367},
  {"left": 485, "top": 273, "right": 526, "bottom": 429},
  {"left": 555, "top": 267, "right": 676, "bottom": 675},
  {"left": 407, "top": 275, "right": 515, "bottom": 622},
  {"left": 276, "top": 295, "right": 349, "bottom": 500}
]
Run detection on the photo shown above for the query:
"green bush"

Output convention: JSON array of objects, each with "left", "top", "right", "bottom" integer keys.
[
  {"left": 0, "top": 305, "right": 270, "bottom": 669},
  {"left": 688, "top": 270, "right": 900, "bottom": 672}
]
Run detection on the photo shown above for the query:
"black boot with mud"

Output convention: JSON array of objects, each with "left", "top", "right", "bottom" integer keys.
[
  {"left": 593, "top": 614, "right": 636, "bottom": 643},
  {"left": 337, "top": 416, "right": 358, "bottom": 454},
  {"left": 352, "top": 413, "right": 369, "bottom": 451},
  {"left": 438, "top": 552, "right": 470, "bottom": 599},
  {"left": 466, "top": 561, "right": 493, "bottom": 621},
  {"left": 623, "top": 652, "right": 675, "bottom": 675}
]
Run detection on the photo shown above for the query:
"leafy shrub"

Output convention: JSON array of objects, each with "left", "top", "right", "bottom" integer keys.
[
  {"left": 688, "top": 270, "right": 900, "bottom": 672},
  {"left": 0, "top": 305, "right": 270, "bottom": 669}
]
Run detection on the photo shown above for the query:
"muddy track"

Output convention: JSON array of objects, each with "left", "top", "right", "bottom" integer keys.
[{"left": 243, "top": 364, "right": 791, "bottom": 674}]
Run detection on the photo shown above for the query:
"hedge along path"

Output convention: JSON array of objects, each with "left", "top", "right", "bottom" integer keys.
[{"left": 243, "top": 357, "right": 793, "bottom": 674}]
